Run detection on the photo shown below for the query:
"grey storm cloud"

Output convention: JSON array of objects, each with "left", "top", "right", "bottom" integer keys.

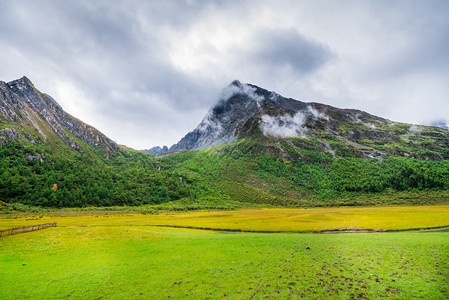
[
  {"left": 249, "top": 28, "right": 332, "bottom": 76},
  {"left": 0, "top": 0, "right": 449, "bottom": 149}
]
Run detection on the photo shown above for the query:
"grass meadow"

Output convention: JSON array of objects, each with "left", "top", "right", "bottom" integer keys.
[{"left": 1, "top": 206, "right": 448, "bottom": 299}]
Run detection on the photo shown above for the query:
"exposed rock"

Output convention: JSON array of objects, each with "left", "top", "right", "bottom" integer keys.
[
  {"left": 23, "top": 133, "right": 36, "bottom": 143},
  {"left": 143, "top": 145, "right": 169, "bottom": 155},
  {"left": 0, "top": 128, "right": 19, "bottom": 141},
  {"left": 169, "top": 80, "right": 307, "bottom": 151},
  {"left": 0, "top": 81, "right": 23, "bottom": 122},
  {"left": 26, "top": 154, "right": 44, "bottom": 162},
  {"left": 0, "top": 76, "right": 118, "bottom": 153}
]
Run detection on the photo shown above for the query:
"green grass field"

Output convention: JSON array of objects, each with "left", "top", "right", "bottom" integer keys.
[{"left": 1, "top": 207, "right": 448, "bottom": 299}]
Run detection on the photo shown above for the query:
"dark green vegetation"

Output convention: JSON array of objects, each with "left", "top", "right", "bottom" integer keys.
[
  {"left": 0, "top": 141, "right": 192, "bottom": 207},
  {"left": 2, "top": 136, "right": 449, "bottom": 209},
  {"left": 0, "top": 225, "right": 447, "bottom": 299}
]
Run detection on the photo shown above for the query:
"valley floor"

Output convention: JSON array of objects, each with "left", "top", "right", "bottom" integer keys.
[
  {"left": 0, "top": 206, "right": 448, "bottom": 299},
  {"left": 2, "top": 205, "right": 449, "bottom": 232}
]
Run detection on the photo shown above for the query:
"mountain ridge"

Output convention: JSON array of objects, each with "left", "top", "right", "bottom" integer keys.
[
  {"left": 0, "top": 76, "right": 118, "bottom": 156},
  {"left": 164, "top": 80, "right": 449, "bottom": 161},
  {"left": 0, "top": 76, "right": 193, "bottom": 208}
]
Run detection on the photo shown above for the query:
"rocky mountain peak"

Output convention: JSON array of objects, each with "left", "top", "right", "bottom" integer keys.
[
  {"left": 169, "top": 80, "right": 315, "bottom": 151},
  {"left": 169, "top": 81, "right": 257, "bottom": 151},
  {"left": 0, "top": 76, "right": 118, "bottom": 155},
  {"left": 168, "top": 81, "right": 449, "bottom": 161},
  {"left": 230, "top": 79, "right": 243, "bottom": 87},
  {"left": 8, "top": 76, "right": 34, "bottom": 89},
  {"left": 143, "top": 145, "right": 169, "bottom": 155}
]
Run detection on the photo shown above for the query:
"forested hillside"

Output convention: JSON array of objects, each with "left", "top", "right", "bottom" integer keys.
[
  {"left": 163, "top": 139, "right": 449, "bottom": 207},
  {"left": 0, "top": 141, "right": 191, "bottom": 207}
]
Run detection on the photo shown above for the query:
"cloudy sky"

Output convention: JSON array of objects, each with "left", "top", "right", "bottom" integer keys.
[{"left": 1, "top": 0, "right": 448, "bottom": 149}]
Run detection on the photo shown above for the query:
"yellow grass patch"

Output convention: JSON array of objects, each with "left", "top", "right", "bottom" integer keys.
[{"left": 1, "top": 205, "right": 448, "bottom": 232}]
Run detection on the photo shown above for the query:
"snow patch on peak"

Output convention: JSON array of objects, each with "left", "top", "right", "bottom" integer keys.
[{"left": 260, "top": 112, "right": 308, "bottom": 138}]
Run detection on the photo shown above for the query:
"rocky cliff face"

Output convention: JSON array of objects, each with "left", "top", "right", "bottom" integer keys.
[
  {"left": 169, "top": 80, "right": 449, "bottom": 160},
  {"left": 169, "top": 80, "right": 295, "bottom": 151},
  {"left": 0, "top": 76, "right": 118, "bottom": 154}
]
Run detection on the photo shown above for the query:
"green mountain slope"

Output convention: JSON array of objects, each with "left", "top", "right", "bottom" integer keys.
[
  {"left": 161, "top": 81, "right": 449, "bottom": 207},
  {"left": 0, "top": 77, "right": 192, "bottom": 208},
  {"left": 163, "top": 140, "right": 449, "bottom": 207}
]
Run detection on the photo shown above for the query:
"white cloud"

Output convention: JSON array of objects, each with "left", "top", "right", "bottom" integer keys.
[
  {"left": 218, "top": 81, "right": 265, "bottom": 108},
  {"left": 260, "top": 112, "right": 307, "bottom": 138},
  {"left": 409, "top": 125, "right": 423, "bottom": 134},
  {"left": 308, "top": 106, "right": 329, "bottom": 121},
  {"left": 197, "top": 110, "right": 222, "bottom": 134}
]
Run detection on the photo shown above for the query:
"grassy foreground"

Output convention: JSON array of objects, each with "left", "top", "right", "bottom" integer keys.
[
  {"left": 0, "top": 226, "right": 448, "bottom": 299},
  {"left": 0, "top": 206, "right": 448, "bottom": 299}
]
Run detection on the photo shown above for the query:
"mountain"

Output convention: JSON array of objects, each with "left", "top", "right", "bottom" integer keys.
[
  {"left": 143, "top": 145, "right": 169, "bottom": 155},
  {"left": 2, "top": 77, "right": 449, "bottom": 210},
  {"left": 169, "top": 80, "right": 449, "bottom": 161},
  {"left": 160, "top": 81, "right": 449, "bottom": 207},
  {"left": 0, "top": 77, "right": 191, "bottom": 208},
  {"left": 0, "top": 76, "right": 117, "bottom": 156}
]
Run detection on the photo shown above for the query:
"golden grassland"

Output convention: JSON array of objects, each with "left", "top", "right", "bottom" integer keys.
[
  {"left": 1, "top": 205, "right": 448, "bottom": 232},
  {"left": 1, "top": 205, "right": 448, "bottom": 299}
]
